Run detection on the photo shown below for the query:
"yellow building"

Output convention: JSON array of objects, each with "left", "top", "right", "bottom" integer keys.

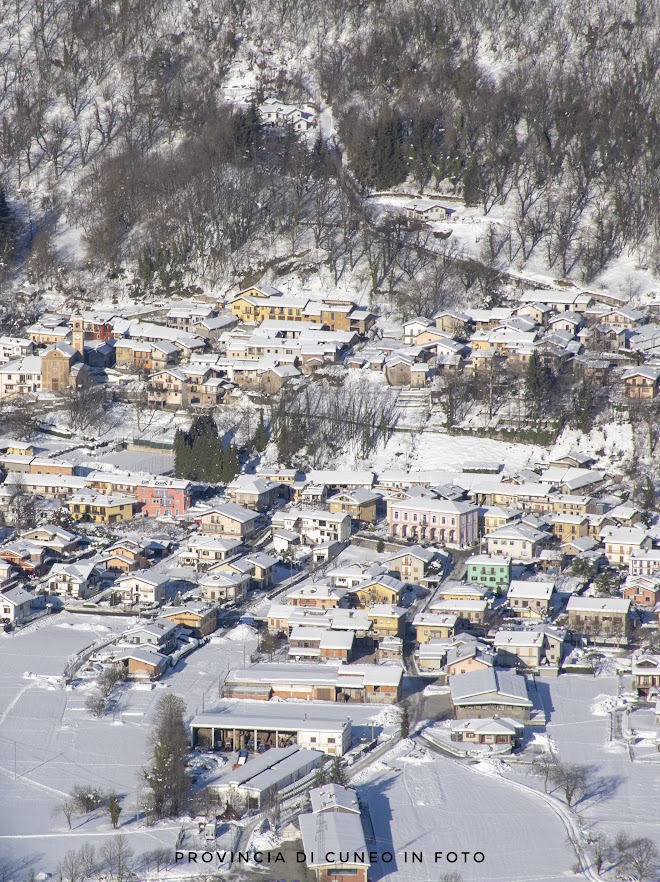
[
  {"left": 159, "top": 605, "right": 217, "bottom": 637},
  {"left": 68, "top": 493, "right": 134, "bottom": 524},
  {"left": 551, "top": 514, "right": 589, "bottom": 543},
  {"left": 413, "top": 612, "right": 461, "bottom": 642},
  {"left": 367, "top": 605, "right": 406, "bottom": 639},
  {"left": 351, "top": 576, "right": 404, "bottom": 608}
]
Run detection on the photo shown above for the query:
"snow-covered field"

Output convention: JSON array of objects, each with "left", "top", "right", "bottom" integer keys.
[
  {"left": 370, "top": 429, "right": 542, "bottom": 474},
  {"left": 357, "top": 741, "right": 577, "bottom": 882},
  {"left": 0, "top": 613, "right": 396, "bottom": 875},
  {"left": 0, "top": 613, "right": 258, "bottom": 872},
  {"left": 356, "top": 673, "right": 660, "bottom": 882},
  {"left": 539, "top": 674, "right": 660, "bottom": 845}
]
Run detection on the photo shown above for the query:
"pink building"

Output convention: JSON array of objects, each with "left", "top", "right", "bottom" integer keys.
[
  {"left": 387, "top": 498, "right": 478, "bottom": 547},
  {"left": 137, "top": 477, "right": 191, "bottom": 518}
]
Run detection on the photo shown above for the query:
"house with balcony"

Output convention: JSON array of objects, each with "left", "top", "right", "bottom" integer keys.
[
  {"left": 348, "top": 574, "right": 405, "bottom": 608},
  {"left": 328, "top": 489, "right": 380, "bottom": 524},
  {"left": 385, "top": 545, "right": 442, "bottom": 582},
  {"left": 68, "top": 492, "right": 134, "bottom": 524},
  {"left": 621, "top": 576, "right": 660, "bottom": 608},
  {"left": 600, "top": 526, "right": 652, "bottom": 566},
  {"left": 449, "top": 667, "right": 533, "bottom": 720},
  {"left": 623, "top": 366, "right": 660, "bottom": 399},
  {"left": 159, "top": 603, "right": 218, "bottom": 637},
  {"left": 366, "top": 604, "right": 407, "bottom": 639},
  {"left": 629, "top": 548, "right": 660, "bottom": 577},
  {"left": 632, "top": 652, "right": 660, "bottom": 696},
  {"left": 114, "top": 571, "right": 176, "bottom": 605},
  {"left": 226, "top": 476, "right": 281, "bottom": 511},
  {"left": 197, "top": 503, "right": 259, "bottom": 539},
  {"left": 137, "top": 477, "right": 191, "bottom": 519},
  {"left": 178, "top": 535, "right": 242, "bottom": 569},
  {"left": 485, "top": 523, "right": 550, "bottom": 561},
  {"left": 199, "top": 570, "right": 250, "bottom": 604},
  {"left": 413, "top": 612, "right": 464, "bottom": 642},
  {"left": 271, "top": 508, "right": 351, "bottom": 545},
  {"left": 47, "top": 562, "right": 102, "bottom": 600}
]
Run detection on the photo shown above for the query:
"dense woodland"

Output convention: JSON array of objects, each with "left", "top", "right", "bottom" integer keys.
[{"left": 0, "top": 0, "right": 658, "bottom": 309}]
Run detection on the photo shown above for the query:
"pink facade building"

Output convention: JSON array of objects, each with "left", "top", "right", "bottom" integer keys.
[
  {"left": 137, "top": 477, "right": 191, "bottom": 518},
  {"left": 387, "top": 498, "right": 478, "bottom": 547}
]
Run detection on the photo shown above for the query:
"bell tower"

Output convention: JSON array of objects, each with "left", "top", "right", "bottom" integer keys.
[{"left": 72, "top": 314, "right": 85, "bottom": 358}]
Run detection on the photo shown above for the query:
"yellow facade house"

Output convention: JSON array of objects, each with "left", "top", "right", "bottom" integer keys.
[{"left": 68, "top": 493, "right": 135, "bottom": 524}]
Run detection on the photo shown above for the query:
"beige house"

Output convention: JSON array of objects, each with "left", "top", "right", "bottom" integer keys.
[
  {"left": 600, "top": 526, "right": 652, "bottom": 565},
  {"left": 385, "top": 545, "right": 440, "bottom": 582},
  {"left": 494, "top": 630, "right": 544, "bottom": 668},
  {"left": 623, "top": 366, "right": 660, "bottom": 399},
  {"left": 432, "top": 597, "right": 492, "bottom": 628},
  {"left": 366, "top": 604, "right": 407, "bottom": 639},
  {"left": 350, "top": 575, "right": 405, "bottom": 608},
  {"left": 226, "top": 476, "right": 280, "bottom": 511},
  {"left": 147, "top": 368, "right": 189, "bottom": 408},
  {"left": 507, "top": 580, "right": 555, "bottom": 619},
  {"left": 199, "top": 571, "right": 249, "bottom": 604},
  {"left": 197, "top": 503, "right": 258, "bottom": 539}
]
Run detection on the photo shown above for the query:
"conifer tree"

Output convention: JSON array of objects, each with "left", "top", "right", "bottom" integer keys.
[
  {"left": 524, "top": 351, "right": 553, "bottom": 423},
  {"left": 254, "top": 411, "right": 268, "bottom": 453},
  {"left": 143, "top": 694, "right": 190, "bottom": 819}
]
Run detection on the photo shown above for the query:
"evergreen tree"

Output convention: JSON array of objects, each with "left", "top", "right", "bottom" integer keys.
[
  {"left": 174, "top": 417, "right": 224, "bottom": 482},
  {"left": 143, "top": 694, "right": 190, "bottom": 819},
  {"left": 524, "top": 351, "right": 553, "bottom": 422},
  {"left": 107, "top": 794, "right": 122, "bottom": 829},
  {"left": 329, "top": 756, "right": 349, "bottom": 787},
  {"left": 254, "top": 411, "right": 268, "bottom": 453},
  {"left": 374, "top": 107, "right": 407, "bottom": 189},
  {"left": 221, "top": 443, "right": 240, "bottom": 483},
  {"left": 400, "top": 704, "right": 410, "bottom": 739}
]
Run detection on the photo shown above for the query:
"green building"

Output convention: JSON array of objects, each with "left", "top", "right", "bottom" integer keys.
[{"left": 466, "top": 553, "right": 512, "bottom": 594}]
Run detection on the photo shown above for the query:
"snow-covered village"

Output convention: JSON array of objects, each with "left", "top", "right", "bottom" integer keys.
[{"left": 0, "top": 2, "right": 659, "bottom": 882}]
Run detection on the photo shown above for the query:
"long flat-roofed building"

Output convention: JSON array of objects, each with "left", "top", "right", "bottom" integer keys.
[
  {"left": 190, "top": 705, "right": 352, "bottom": 755},
  {"left": 221, "top": 661, "right": 402, "bottom": 704}
]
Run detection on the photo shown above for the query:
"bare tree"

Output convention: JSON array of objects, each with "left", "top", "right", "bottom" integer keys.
[
  {"left": 552, "top": 762, "right": 590, "bottom": 808},
  {"left": 590, "top": 832, "right": 612, "bottom": 875},
  {"left": 85, "top": 691, "right": 107, "bottom": 718},
  {"left": 99, "top": 835, "right": 134, "bottom": 882},
  {"left": 53, "top": 798, "right": 77, "bottom": 830},
  {"left": 7, "top": 473, "right": 38, "bottom": 531},
  {"left": 529, "top": 753, "right": 559, "bottom": 793},
  {"left": 57, "top": 849, "right": 85, "bottom": 882},
  {"left": 623, "top": 838, "right": 660, "bottom": 882}
]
